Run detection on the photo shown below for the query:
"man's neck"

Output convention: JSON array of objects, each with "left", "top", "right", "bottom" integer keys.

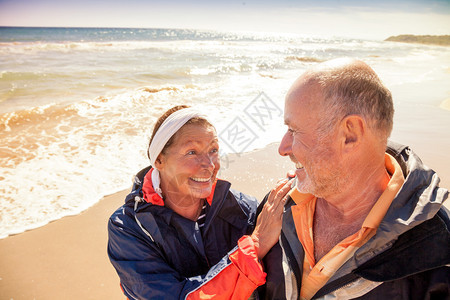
[{"left": 313, "top": 162, "right": 390, "bottom": 262}]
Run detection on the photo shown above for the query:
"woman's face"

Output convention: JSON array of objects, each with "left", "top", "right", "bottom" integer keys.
[{"left": 157, "top": 123, "right": 220, "bottom": 205}]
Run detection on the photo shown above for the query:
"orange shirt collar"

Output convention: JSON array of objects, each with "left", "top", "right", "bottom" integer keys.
[
  {"left": 290, "top": 153, "right": 405, "bottom": 299},
  {"left": 289, "top": 154, "right": 405, "bottom": 267},
  {"left": 290, "top": 153, "right": 404, "bottom": 228},
  {"left": 362, "top": 153, "right": 405, "bottom": 229}
]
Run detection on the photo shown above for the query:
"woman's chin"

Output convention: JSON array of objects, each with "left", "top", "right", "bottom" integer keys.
[
  {"left": 188, "top": 178, "right": 215, "bottom": 198},
  {"left": 189, "top": 186, "right": 212, "bottom": 200}
]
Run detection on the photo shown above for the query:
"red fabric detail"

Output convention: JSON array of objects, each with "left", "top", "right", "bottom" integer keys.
[
  {"left": 205, "top": 179, "right": 217, "bottom": 206},
  {"left": 142, "top": 168, "right": 165, "bottom": 206},
  {"left": 187, "top": 236, "right": 266, "bottom": 300},
  {"left": 229, "top": 236, "right": 266, "bottom": 286}
]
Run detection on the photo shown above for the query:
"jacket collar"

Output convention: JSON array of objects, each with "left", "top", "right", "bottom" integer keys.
[
  {"left": 323, "top": 141, "right": 448, "bottom": 286},
  {"left": 132, "top": 167, "right": 240, "bottom": 262},
  {"left": 131, "top": 167, "right": 235, "bottom": 230}
]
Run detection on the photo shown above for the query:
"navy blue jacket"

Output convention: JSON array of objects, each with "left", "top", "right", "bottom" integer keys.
[{"left": 108, "top": 167, "right": 260, "bottom": 299}]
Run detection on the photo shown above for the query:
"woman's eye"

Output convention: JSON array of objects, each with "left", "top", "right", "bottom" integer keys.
[
  {"left": 187, "top": 150, "right": 196, "bottom": 155},
  {"left": 210, "top": 148, "right": 218, "bottom": 154}
]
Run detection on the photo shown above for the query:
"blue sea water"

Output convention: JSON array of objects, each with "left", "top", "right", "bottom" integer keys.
[{"left": 1, "top": 26, "right": 449, "bottom": 238}]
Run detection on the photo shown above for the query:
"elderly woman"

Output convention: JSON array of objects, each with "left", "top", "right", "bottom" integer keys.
[{"left": 108, "top": 105, "right": 290, "bottom": 299}]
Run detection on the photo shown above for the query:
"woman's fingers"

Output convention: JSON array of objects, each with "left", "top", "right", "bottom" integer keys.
[
  {"left": 267, "top": 178, "right": 289, "bottom": 204},
  {"left": 257, "top": 178, "right": 293, "bottom": 233},
  {"left": 252, "top": 178, "right": 294, "bottom": 259},
  {"left": 268, "top": 178, "right": 294, "bottom": 209},
  {"left": 274, "top": 178, "right": 293, "bottom": 206}
]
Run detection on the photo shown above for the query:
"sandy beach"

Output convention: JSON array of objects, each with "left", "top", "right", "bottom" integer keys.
[{"left": 0, "top": 139, "right": 449, "bottom": 300}]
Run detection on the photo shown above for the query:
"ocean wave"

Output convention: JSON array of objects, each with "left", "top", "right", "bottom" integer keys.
[
  {"left": 0, "top": 84, "right": 196, "bottom": 168},
  {"left": 0, "top": 38, "right": 293, "bottom": 55},
  {"left": 189, "top": 64, "right": 251, "bottom": 76},
  {"left": 285, "top": 56, "right": 324, "bottom": 63},
  {"left": 0, "top": 89, "right": 159, "bottom": 238},
  {"left": 0, "top": 27, "right": 327, "bottom": 44},
  {"left": 0, "top": 103, "right": 75, "bottom": 132},
  {"left": 0, "top": 35, "right": 344, "bottom": 55},
  {"left": 0, "top": 70, "right": 71, "bottom": 81},
  {"left": 0, "top": 103, "right": 80, "bottom": 169},
  {"left": 138, "top": 86, "right": 181, "bottom": 93},
  {"left": 0, "top": 40, "right": 181, "bottom": 54}
]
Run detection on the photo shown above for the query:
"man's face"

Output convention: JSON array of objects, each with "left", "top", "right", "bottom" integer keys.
[{"left": 279, "top": 82, "right": 345, "bottom": 198}]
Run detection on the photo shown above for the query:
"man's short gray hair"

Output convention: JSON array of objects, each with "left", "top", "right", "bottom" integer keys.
[{"left": 307, "top": 59, "right": 394, "bottom": 142}]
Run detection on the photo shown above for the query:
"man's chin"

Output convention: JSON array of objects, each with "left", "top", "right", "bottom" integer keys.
[
  {"left": 294, "top": 170, "right": 311, "bottom": 193},
  {"left": 295, "top": 177, "right": 323, "bottom": 197},
  {"left": 295, "top": 181, "right": 312, "bottom": 195}
]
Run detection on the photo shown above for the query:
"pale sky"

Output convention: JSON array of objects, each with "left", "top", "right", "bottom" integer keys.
[{"left": 0, "top": 0, "right": 449, "bottom": 39}]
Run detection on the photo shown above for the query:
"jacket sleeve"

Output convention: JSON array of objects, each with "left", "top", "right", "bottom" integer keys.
[{"left": 108, "top": 213, "right": 266, "bottom": 300}]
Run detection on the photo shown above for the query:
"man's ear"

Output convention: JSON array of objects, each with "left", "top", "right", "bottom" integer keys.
[{"left": 340, "top": 115, "right": 365, "bottom": 149}]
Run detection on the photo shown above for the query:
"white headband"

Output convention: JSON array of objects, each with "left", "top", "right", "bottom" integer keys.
[
  {"left": 149, "top": 107, "right": 210, "bottom": 166},
  {"left": 148, "top": 107, "right": 210, "bottom": 198}
]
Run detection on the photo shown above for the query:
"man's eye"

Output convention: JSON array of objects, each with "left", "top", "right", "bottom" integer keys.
[
  {"left": 210, "top": 148, "right": 218, "bottom": 153},
  {"left": 187, "top": 150, "right": 196, "bottom": 155}
]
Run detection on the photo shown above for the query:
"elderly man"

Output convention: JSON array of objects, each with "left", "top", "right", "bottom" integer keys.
[{"left": 259, "top": 59, "right": 450, "bottom": 299}]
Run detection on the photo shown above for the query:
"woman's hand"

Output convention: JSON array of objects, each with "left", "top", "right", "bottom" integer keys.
[{"left": 251, "top": 178, "right": 294, "bottom": 259}]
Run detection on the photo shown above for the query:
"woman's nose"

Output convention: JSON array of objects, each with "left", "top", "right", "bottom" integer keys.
[{"left": 199, "top": 153, "right": 215, "bottom": 169}]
